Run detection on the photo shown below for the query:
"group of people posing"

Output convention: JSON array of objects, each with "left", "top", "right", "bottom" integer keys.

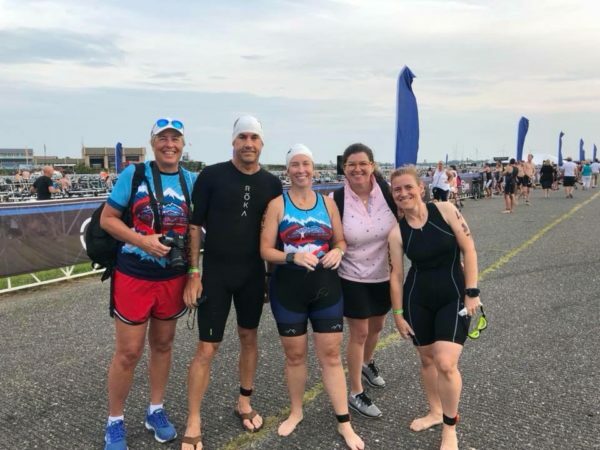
[{"left": 100, "top": 115, "right": 482, "bottom": 450}]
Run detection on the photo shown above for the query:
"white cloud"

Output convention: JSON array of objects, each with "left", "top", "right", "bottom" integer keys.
[{"left": 0, "top": 0, "right": 599, "bottom": 164}]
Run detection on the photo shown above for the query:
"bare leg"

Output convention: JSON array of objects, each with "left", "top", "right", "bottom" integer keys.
[
  {"left": 182, "top": 341, "right": 219, "bottom": 450},
  {"left": 410, "top": 344, "right": 443, "bottom": 431},
  {"left": 237, "top": 326, "right": 263, "bottom": 431},
  {"left": 278, "top": 335, "right": 308, "bottom": 436},
  {"left": 433, "top": 342, "right": 463, "bottom": 450},
  {"left": 363, "top": 315, "right": 386, "bottom": 365},
  {"left": 503, "top": 194, "right": 510, "bottom": 212},
  {"left": 148, "top": 318, "right": 178, "bottom": 405},
  {"left": 346, "top": 318, "right": 368, "bottom": 395},
  {"left": 314, "top": 333, "right": 364, "bottom": 450},
  {"left": 107, "top": 319, "right": 147, "bottom": 416}
]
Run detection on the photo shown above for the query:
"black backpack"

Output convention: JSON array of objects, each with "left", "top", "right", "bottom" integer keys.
[
  {"left": 333, "top": 173, "right": 398, "bottom": 219},
  {"left": 85, "top": 163, "right": 146, "bottom": 281}
]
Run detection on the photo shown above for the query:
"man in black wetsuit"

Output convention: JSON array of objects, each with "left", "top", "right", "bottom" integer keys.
[{"left": 181, "top": 116, "right": 282, "bottom": 447}]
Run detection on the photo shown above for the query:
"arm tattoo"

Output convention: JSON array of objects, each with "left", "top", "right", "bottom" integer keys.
[{"left": 461, "top": 222, "right": 471, "bottom": 237}]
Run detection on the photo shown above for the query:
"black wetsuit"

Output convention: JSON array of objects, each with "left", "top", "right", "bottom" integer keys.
[
  {"left": 399, "top": 203, "right": 469, "bottom": 346},
  {"left": 190, "top": 161, "right": 282, "bottom": 342},
  {"left": 539, "top": 165, "right": 554, "bottom": 189}
]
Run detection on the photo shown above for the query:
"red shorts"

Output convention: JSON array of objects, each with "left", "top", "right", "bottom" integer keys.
[{"left": 112, "top": 270, "right": 187, "bottom": 324}]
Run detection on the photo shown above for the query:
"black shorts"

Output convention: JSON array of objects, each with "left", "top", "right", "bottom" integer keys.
[
  {"left": 504, "top": 181, "right": 515, "bottom": 195},
  {"left": 269, "top": 266, "right": 343, "bottom": 337},
  {"left": 516, "top": 176, "right": 524, "bottom": 186},
  {"left": 341, "top": 278, "right": 391, "bottom": 319},
  {"left": 404, "top": 266, "right": 470, "bottom": 346},
  {"left": 197, "top": 262, "right": 265, "bottom": 342},
  {"left": 563, "top": 176, "right": 575, "bottom": 187},
  {"left": 432, "top": 187, "right": 449, "bottom": 201},
  {"left": 522, "top": 175, "right": 532, "bottom": 187}
]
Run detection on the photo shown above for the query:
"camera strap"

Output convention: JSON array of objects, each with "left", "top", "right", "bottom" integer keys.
[
  {"left": 149, "top": 162, "right": 192, "bottom": 232},
  {"left": 144, "top": 164, "right": 162, "bottom": 235}
]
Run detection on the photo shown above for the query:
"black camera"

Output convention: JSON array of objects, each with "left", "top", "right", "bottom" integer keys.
[{"left": 159, "top": 235, "right": 186, "bottom": 270}]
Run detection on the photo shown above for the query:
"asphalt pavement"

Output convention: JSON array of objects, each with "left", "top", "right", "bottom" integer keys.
[{"left": 1, "top": 186, "right": 599, "bottom": 450}]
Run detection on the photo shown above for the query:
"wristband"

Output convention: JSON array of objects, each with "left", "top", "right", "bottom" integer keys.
[
  {"left": 188, "top": 267, "right": 200, "bottom": 274},
  {"left": 464, "top": 288, "right": 480, "bottom": 298},
  {"left": 392, "top": 308, "right": 404, "bottom": 315},
  {"left": 334, "top": 247, "right": 345, "bottom": 257}
]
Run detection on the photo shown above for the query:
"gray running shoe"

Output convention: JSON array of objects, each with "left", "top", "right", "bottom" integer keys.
[
  {"left": 348, "top": 392, "right": 382, "bottom": 418},
  {"left": 362, "top": 360, "right": 386, "bottom": 388}
]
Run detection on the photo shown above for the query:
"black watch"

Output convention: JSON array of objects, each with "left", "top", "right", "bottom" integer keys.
[
  {"left": 285, "top": 253, "right": 295, "bottom": 265},
  {"left": 464, "top": 288, "right": 480, "bottom": 298}
]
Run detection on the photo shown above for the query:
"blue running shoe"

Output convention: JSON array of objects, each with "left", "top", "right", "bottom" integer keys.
[
  {"left": 145, "top": 408, "right": 177, "bottom": 443},
  {"left": 104, "top": 420, "right": 127, "bottom": 450}
]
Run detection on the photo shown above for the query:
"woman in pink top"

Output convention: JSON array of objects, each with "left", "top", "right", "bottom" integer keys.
[{"left": 333, "top": 143, "right": 398, "bottom": 418}]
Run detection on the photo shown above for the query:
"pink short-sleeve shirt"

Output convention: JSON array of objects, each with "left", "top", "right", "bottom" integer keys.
[{"left": 334, "top": 177, "right": 397, "bottom": 282}]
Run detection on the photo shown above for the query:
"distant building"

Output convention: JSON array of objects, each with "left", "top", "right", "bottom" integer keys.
[
  {"left": 82, "top": 146, "right": 146, "bottom": 169},
  {"left": 33, "top": 156, "right": 84, "bottom": 166},
  {"left": 0, "top": 148, "right": 34, "bottom": 169}
]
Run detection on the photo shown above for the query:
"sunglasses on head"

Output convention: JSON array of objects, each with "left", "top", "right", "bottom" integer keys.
[
  {"left": 156, "top": 118, "right": 184, "bottom": 131},
  {"left": 467, "top": 306, "right": 487, "bottom": 339}
]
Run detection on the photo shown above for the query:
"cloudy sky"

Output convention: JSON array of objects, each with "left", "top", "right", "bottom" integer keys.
[{"left": 1, "top": 0, "right": 599, "bottom": 165}]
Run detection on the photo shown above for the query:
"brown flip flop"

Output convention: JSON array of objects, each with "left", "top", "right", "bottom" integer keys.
[
  {"left": 234, "top": 408, "right": 264, "bottom": 432},
  {"left": 181, "top": 435, "right": 202, "bottom": 450}
]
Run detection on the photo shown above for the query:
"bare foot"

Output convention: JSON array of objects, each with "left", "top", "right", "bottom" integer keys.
[
  {"left": 337, "top": 422, "right": 365, "bottom": 450},
  {"left": 181, "top": 419, "right": 202, "bottom": 450},
  {"left": 277, "top": 412, "right": 303, "bottom": 436},
  {"left": 410, "top": 412, "right": 443, "bottom": 431},
  {"left": 440, "top": 424, "right": 458, "bottom": 450}
]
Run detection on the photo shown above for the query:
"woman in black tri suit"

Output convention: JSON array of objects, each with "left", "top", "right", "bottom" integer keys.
[{"left": 387, "top": 166, "right": 482, "bottom": 450}]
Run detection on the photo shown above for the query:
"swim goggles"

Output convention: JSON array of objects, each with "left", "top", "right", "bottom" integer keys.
[{"left": 467, "top": 306, "right": 487, "bottom": 339}]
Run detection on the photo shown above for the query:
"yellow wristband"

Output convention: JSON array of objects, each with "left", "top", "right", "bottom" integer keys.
[
  {"left": 188, "top": 267, "right": 200, "bottom": 274},
  {"left": 392, "top": 308, "right": 404, "bottom": 315}
]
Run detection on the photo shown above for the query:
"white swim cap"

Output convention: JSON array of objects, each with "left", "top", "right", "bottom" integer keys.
[
  {"left": 232, "top": 115, "right": 264, "bottom": 142},
  {"left": 286, "top": 143, "right": 314, "bottom": 167}
]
